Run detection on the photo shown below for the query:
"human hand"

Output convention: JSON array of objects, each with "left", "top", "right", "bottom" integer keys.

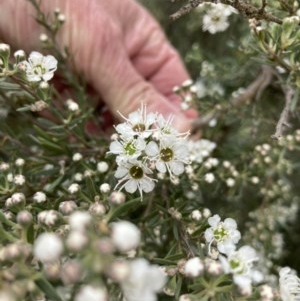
[{"left": 0, "top": 0, "right": 197, "bottom": 132}]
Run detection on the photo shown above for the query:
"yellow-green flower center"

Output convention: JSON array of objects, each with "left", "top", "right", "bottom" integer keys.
[
  {"left": 125, "top": 141, "right": 136, "bottom": 155},
  {"left": 213, "top": 225, "right": 229, "bottom": 242},
  {"left": 33, "top": 63, "right": 46, "bottom": 75}
]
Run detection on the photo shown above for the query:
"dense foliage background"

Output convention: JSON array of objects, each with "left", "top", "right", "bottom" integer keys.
[{"left": 1, "top": 1, "right": 300, "bottom": 300}]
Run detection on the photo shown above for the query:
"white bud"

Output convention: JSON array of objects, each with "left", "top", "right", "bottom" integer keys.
[
  {"left": 100, "top": 183, "right": 111, "bottom": 194},
  {"left": 33, "top": 191, "right": 47, "bottom": 203},
  {"left": 111, "top": 221, "right": 141, "bottom": 252},
  {"left": 97, "top": 161, "right": 109, "bottom": 173},
  {"left": 66, "top": 230, "right": 88, "bottom": 252},
  {"left": 68, "top": 183, "right": 80, "bottom": 194},
  {"left": 34, "top": 232, "right": 63, "bottom": 262},
  {"left": 72, "top": 153, "right": 83, "bottom": 161},
  {"left": 68, "top": 211, "right": 91, "bottom": 232},
  {"left": 109, "top": 191, "right": 126, "bottom": 205},
  {"left": 184, "top": 257, "right": 204, "bottom": 277}
]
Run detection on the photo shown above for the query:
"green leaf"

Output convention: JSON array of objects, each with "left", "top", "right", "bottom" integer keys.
[{"left": 35, "top": 277, "right": 64, "bottom": 301}]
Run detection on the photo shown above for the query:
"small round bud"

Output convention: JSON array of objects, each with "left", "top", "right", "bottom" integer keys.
[
  {"left": 111, "top": 221, "right": 141, "bottom": 252},
  {"left": 68, "top": 183, "right": 80, "bottom": 194},
  {"left": 33, "top": 191, "right": 47, "bottom": 203},
  {"left": 61, "top": 260, "right": 83, "bottom": 284},
  {"left": 34, "top": 232, "right": 63, "bottom": 262},
  {"left": 66, "top": 230, "right": 88, "bottom": 252},
  {"left": 57, "top": 13, "right": 66, "bottom": 23},
  {"left": 109, "top": 191, "right": 126, "bottom": 205},
  {"left": 39, "top": 81, "right": 50, "bottom": 90},
  {"left": 39, "top": 33, "right": 49, "bottom": 43},
  {"left": 0, "top": 43, "right": 10, "bottom": 61},
  {"left": 38, "top": 210, "right": 61, "bottom": 227},
  {"left": 68, "top": 211, "right": 91, "bottom": 232},
  {"left": 72, "top": 153, "right": 83, "bottom": 162},
  {"left": 97, "top": 161, "right": 109, "bottom": 173},
  {"left": 184, "top": 257, "right": 204, "bottom": 277},
  {"left": 59, "top": 200, "right": 78, "bottom": 215},
  {"left": 89, "top": 202, "right": 106, "bottom": 216},
  {"left": 15, "top": 158, "right": 25, "bottom": 167},
  {"left": 17, "top": 210, "right": 33, "bottom": 227},
  {"left": 14, "top": 174, "right": 26, "bottom": 186},
  {"left": 13, "top": 50, "right": 26, "bottom": 62},
  {"left": 100, "top": 183, "right": 111, "bottom": 194}
]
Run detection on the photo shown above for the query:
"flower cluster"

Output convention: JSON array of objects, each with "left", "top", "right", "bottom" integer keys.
[{"left": 109, "top": 104, "right": 190, "bottom": 198}]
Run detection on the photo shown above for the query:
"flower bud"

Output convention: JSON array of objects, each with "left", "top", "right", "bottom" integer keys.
[
  {"left": 17, "top": 210, "right": 33, "bottom": 227},
  {"left": 59, "top": 200, "right": 78, "bottom": 215},
  {"left": 89, "top": 202, "right": 106, "bottom": 216},
  {"left": 13, "top": 50, "right": 26, "bottom": 63},
  {"left": 61, "top": 260, "right": 83, "bottom": 284},
  {"left": 109, "top": 191, "right": 126, "bottom": 205},
  {"left": 0, "top": 43, "right": 10, "bottom": 66},
  {"left": 100, "top": 183, "right": 111, "bottom": 194}
]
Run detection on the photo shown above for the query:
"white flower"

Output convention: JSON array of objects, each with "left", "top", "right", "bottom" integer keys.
[
  {"left": 120, "top": 258, "right": 166, "bottom": 301},
  {"left": 114, "top": 161, "right": 155, "bottom": 198},
  {"left": 109, "top": 136, "right": 147, "bottom": 164},
  {"left": 279, "top": 267, "right": 300, "bottom": 301},
  {"left": 75, "top": 285, "right": 107, "bottom": 301},
  {"left": 184, "top": 257, "right": 204, "bottom": 277},
  {"left": 22, "top": 51, "right": 57, "bottom": 82},
  {"left": 34, "top": 232, "right": 63, "bottom": 262},
  {"left": 115, "top": 103, "right": 156, "bottom": 140},
  {"left": 145, "top": 136, "right": 189, "bottom": 177},
  {"left": 111, "top": 221, "right": 141, "bottom": 252},
  {"left": 202, "top": 3, "right": 236, "bottom": 34},
  {"left": 205, "top": 214, "right": 241, "bottom": 254},
  {"left": 220, "top": 246, "right": 263, "bottom": 295}
]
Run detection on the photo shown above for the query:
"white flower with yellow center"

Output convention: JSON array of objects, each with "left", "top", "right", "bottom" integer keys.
[
  {"left": 145, "top": 136, "right": 189, "bottom": 177},
  {"left": 220, "top": 246, "right": 263, "bottom": 295},
  {"left": 22, "top": 51, "right": 57, "bottom": 82},
  {"left": 116, "top": 104, "right": 156, "bottom": 140},
  {"left": 114, "top": 160, "right": 155, "bottom": 198},
  {"left": 205, "top": 214, "right": 241, "bottom": 254},
  {"left": 109, "top": 136, "right": 146, "bottom": 165}
]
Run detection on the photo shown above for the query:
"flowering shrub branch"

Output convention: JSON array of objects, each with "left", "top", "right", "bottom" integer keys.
[{"left": 1, "top": 0, "right": 300, "bottom": 301}]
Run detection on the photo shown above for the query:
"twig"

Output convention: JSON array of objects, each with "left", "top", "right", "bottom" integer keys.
[
  {"left": 192, "top": 66, "right": 274, "bottom": 132},
  {"left": 170, "top": 0, "right": 283, "bottom": 24},
  {"left": 271, "top": 85, "right": 294, "bottom": 139}
]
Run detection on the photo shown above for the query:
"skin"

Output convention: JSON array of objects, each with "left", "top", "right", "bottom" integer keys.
[{"left": 0, "top": 0, "right": 198, "bottom": 131}]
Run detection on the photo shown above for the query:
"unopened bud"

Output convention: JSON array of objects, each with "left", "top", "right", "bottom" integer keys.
[{"left": 17, "top": 210, "right": 33, "bottom": 227}]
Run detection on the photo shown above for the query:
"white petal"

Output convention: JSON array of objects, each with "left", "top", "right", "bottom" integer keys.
[
  {"left": 141, "top": 178, "right": 155, "bottom": 193},
  {"left": 109, "top": 141, "right": 124, "bottom": 154},
  {"left": 44, "top": 55, "right": 57, "bottom": 70},
  {"left": 170, "top": 161, "right": 184, "bottom": 175},
  {"left": 125, "top": 179, "right": 138, "bottom": 193},
  {"left": 145, "top": 141, "right": 159, "bottom": 157},
  {"left": 29, "top": 51, "right": 43, "bottom": 64},
  {"left": 224, "top": 218, "right": 237, "bottom": 230},
  {"left": 204, "top": 228, "right": 214, "bottom": 242},
  {"left": 115, "top": 166, "right": 128, "bottom": 178},
  {"left": 208, "top": 214, "right": 221, "bottom": 227},
  {"left": 156, "top": 161, "right": 166, "bottom": 173}
]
